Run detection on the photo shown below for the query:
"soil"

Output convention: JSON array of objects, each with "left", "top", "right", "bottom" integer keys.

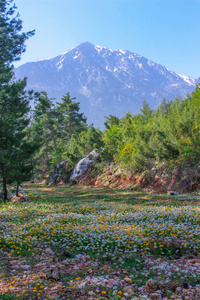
[{"left": 74, "top": 163, "right": 200, "bottom": 194}]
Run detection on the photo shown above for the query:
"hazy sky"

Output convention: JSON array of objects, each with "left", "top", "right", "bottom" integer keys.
[{"left": 14, "top": 0, "right": 200, "bottom": 78}]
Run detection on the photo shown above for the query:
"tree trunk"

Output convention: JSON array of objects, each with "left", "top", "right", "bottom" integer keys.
[
  {"left": 53, "top": 135, "right": 57, "bottom": 149},
  {"left": 3, "top": 177, "right": 7, "bottom": 203},
  {"left": 50, "top": 125, "right": 57, "bottom": 149},
  {"left": 69, "top": 118, "right": 72, "bottom": 139},
  {"left": 16, "top": 183, "right": 19, "bottom": 197}
]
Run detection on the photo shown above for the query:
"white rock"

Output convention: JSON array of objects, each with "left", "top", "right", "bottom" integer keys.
[{"left": 70, "top": 150, "right": 99, "bottom": 180}]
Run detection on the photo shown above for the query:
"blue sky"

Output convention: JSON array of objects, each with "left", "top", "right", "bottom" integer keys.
[{"left": 14, "top": 0, "right": 200, "bottom": 78}]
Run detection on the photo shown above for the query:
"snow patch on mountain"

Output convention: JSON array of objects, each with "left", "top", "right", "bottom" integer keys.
[
  {"left": 14, "top": 42, "right": 198, "bottom": 128},
  {"left": 177, "top": 73, "right": 196, "bottom": 85}
]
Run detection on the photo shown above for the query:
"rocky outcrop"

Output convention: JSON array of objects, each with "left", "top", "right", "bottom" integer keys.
[
  {"left": 0, "top": 189, "right": 13, "bottom": 199},
  {"left": 48, "top": 161, "right": 68, "bottom": 185},
  {"left": 76, "top": 162, "right": 200, "bottom": 193},
  {"left": 70, "top": 150, "right": 99, "bottom": 181}
]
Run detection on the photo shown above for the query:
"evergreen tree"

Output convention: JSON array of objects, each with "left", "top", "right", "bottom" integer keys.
[
  {"left": 31, "top": 92, "right": 88, "bottom": 178},
  {"left": 0, "top": 0, "right": 34, "bottom": 85},
  {"left": 28, "top": 92, "right": 57, "bottom": 178},
  {"left": 57, "top": 93, "right": 87, "bottom": 140},
  {"left": 0, "top": 0, "right": 34, "bottom": 202},
  {"left": 104, "top": 114, "right": 120, "bottom": 130}
]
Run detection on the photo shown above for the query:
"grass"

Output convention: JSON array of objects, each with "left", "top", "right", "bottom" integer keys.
[
  {"left": 0, "top": 295, "right": 20, "bottom": 300},
  {"left": 0, "top": 184, "right": 200, "bottom": 299}
]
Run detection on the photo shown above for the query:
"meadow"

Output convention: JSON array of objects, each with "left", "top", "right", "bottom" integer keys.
[{"left": 0, "top": 185, "right": 200, "bottom": 300}]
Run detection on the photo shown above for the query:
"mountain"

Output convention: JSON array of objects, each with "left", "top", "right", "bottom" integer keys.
[{"left": 14, "top": 42, "right": 197, "bottom": 127}]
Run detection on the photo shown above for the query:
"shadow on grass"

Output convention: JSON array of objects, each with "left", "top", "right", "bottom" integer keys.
[{"left": 22, "top": 183, "right": 200, "bottom": 207}]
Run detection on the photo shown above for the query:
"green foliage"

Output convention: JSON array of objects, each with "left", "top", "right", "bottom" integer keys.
[
  {"left": 78, "top": 125, "right": 104, "bottom": 154},
  {"left": 102, "top": 85, "right": 200, "bottom": 172},
  {"left": 0, "top": 295, "right": 20, "bottom": 300},
  {"left": 31, "top": 92, "right": 104, "bottom": 179},
  {"left": 57, "top": 92, "right": 87, "bottom": 139},
  {"left": 0, "top": 0, "right": 34, "bottom": 85},
  {"left": 0, "top": 0, "right": 35, "bottom": 200},
  {"left": 104, "top": 114, "right": 120, "bottom": 129},
  {"left": 62, "top": 136, "right": 82, "bottom": 166},
  {"left": 103, "top": 124, "right": 122, "bottom": 161}
]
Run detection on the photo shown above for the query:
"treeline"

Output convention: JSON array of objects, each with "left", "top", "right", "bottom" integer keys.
[
  {"left": 33, "top": 84, "right": 200, "bottom": 184},
  {"left": 103, "top": 85, "right": 200, "bottom": 172}
]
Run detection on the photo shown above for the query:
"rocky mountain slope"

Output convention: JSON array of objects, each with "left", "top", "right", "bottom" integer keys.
[{"left": 15, "top": 42, "right": 197, "bottom": 127}]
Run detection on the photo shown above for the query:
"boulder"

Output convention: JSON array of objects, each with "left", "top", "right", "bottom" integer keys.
[
  {"left": 0, "top": 189, "right": 13, "bottom": 199},
  {"left": 11, "top": 193, "right": 27, "bottom": 203},
  {"left": 11, "top": 195, "right": 21, "bottom": 203},
  {"left": 48, "top": 161, "right": 67, "bottom": 185},
  {"left": 70, "top": 150, "right": 99, "bottom": 181},
  {"left": 19, "top": 193, "right": 27, "bottom": 201}
]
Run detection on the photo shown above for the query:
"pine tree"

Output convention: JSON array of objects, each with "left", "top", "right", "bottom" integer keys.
[
  {"left": 0, "top": 0, "right": 34, "bottom": 202},
  {"left": 57, "top": 93, "right": 87, "bottom": 140}
]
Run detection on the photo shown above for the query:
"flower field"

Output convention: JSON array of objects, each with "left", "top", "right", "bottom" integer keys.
[{"left": 0, "top": 185, "right": 200, "bottom": 299}]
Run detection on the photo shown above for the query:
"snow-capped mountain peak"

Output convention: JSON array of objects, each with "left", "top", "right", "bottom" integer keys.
[{"left": 15, "top": 42, "right": 197, "bottom": 127}]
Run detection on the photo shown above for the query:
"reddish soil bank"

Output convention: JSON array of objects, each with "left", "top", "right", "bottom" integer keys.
[{"left": 76, "top": 164, "right": 200, "bottom": 194}]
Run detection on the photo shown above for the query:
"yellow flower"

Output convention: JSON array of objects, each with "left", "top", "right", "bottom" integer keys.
[{"left": 102, "top": 291, "right": 106, "bottom": 294}]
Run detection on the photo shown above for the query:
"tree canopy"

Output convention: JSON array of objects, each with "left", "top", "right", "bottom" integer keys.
[{"left": 0, "top": 0, "right": 35, "bottom": 201}]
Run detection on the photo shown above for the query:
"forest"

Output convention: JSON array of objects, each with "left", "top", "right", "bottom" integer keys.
[{"left": 26, "top": 84, "right": 200, "bottom": 193}]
